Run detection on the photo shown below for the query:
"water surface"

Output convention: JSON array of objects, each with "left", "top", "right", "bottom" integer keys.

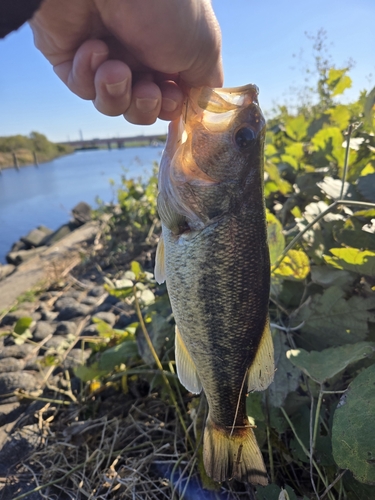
[{"left": 0, "top": 147, "right": 162, "bottom": 263}]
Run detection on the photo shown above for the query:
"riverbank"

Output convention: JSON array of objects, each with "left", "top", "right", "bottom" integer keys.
[{"left": 0, "top": 148, "right": 73, "bottom": 170}]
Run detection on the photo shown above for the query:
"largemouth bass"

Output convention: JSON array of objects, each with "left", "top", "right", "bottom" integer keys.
[{"left": 155, "top": 84, "right": 274, "bottom": 485}]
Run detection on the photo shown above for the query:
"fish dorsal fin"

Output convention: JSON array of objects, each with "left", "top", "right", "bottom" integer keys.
[
  {"left": 247, "top": 319, "right": 274, "bottom": 392},
  {"left": 154, "top": 233, "right": 166, "bottom": 284},
  {"left": 157, "top": 192, "right": 187, "bottom": 234},
  {"left": 175, "top": 325, "right": 202, "bottom": 394}
]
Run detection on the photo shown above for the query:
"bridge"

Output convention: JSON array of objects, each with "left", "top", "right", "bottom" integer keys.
[{"left": 61, "top": 134, "right": 166, "bottom": 151}]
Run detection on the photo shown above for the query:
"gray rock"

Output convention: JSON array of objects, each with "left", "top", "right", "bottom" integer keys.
[
  {"left": 64, "top": 289, "right": 83, "bottom": 300},
  {"left": 88, "top": 285, "right": 105, "bottom": 297},
  {"left": 115, "top": 313, "right": 137, "bottom": 330},
  {"left": 94, "top": 302, "right": 114, "bottom": 313},
  {"left": 92, "top": 311, "right": 116, "bottom": 326},
  {"left": 6, "top": 246, "right": 47, "bottom": 265},
  {"left": 63, "top": 348, "right": 91, "bottom": 370},
  {"left": 56, "top": 303, "right": 91, "bottom": 321},
  {"left": 80, "top": 324, "right": 98, "bottom": 336},
  {"left": 33, "top": 321, "right": 54, "bottom": 341},
  {"left": 1, "top": 309, "right": 35, "bottom": 326},
  {"left": 54, "top": 296, "right": 79, "bottom": 311},
  {"left": 43, "top": 222, "right": 79, "bottom": 246},
  {"left": 0, "top": 424, "right": 42, "bottom": 476},
  {"left": 0, "top": 263, "right": 15, "bottom": 280},
  {"left": 24, "top": 356, "right": 42, "bottom": 371},
  {"left": 21, "top": 228, "right": 49, "bottom": 248},
  {"left": 0, "top": 344, "right": 34, "bottom": 359},
  {"left": 72, "top": 201, "right": 92, "bottom": 224},
  {"left": 39, "top": 291, "right": 59, "bottom": 300},
  {"left": 54, "top": 321, "right": 77, "bottom": 336},
  {"left": 37, "top": 225, "right": 54, "bottom": 236},
  {"left": 0, "top": 372, "right": 37, "bottom": 395},
  {"left": 39, "top": 308, "right": 58, "bottom": 321},
  {"left": 0, "top": 357, "right": 25, "bottom": 373},
  {"left": 11, "top": 240, "right": 27, "bottom": 252},
  {"left": 44, "top": 335, "right": 70, "bottom": 349},
  {"left": 81, "top": 296, "right": 99, "bottom": 306}
]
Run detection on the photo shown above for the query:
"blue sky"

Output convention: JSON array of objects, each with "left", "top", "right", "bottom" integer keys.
[{"left": 0, "top": 0, "right": 374, "bottom": 143}]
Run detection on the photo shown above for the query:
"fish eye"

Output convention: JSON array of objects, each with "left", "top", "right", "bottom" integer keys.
[{"left": 234, "top": 126, "right": 256, "bottom": 149}]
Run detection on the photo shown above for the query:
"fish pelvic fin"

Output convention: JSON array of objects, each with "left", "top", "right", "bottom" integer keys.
[
  {"left": 247, "top": 319, "right": 274, "bottom": 392},
  {"left": 203, "top": 416, "right": 268, "bottom": 485},
  {"left": 175, "top": 325, "right": 202, "bottom": 394},
  {"left": 154, "top": 232, "right": 166, "bottom": 284}
]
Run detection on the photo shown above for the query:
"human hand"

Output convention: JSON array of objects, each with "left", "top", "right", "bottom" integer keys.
[{"left": 29, "top": 0, "right": 223, "bottom": 125}]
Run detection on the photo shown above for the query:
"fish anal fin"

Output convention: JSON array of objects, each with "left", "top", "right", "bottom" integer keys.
[
  {"left": 203, "top": 416, "right": 268, "bottom": 485},
  {"left": 247, "top": 319, "right": 274, "bottom": 392},
  {"left": 154, "top": 233, "right": 166, "bottom": 284},
  {"left": 175, "top": 325, "right": 202, "bottom": 394}
]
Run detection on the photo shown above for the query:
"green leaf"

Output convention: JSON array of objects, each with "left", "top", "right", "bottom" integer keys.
[
  {"left": 333, "top": 218, "right": 375, "bottom": 251},
  {"left": 267, "top": 331, "right": 301, "bottom": 407},
  {"left": 272, "top": 249, "right": 310, "bottom": 281},
  {"left": 291, "top": 286, "right": 375, "bottom": 349},
  {"left": 266, "top": 212, "right": 285, "bottom": 266},
  {"left": 256, "top": 484, "right": 297, "bottom": 500},
  {"left": 285, "top": 115, "right": 309, "bottom": 141},
  {"left": 310, "top": 266, "right": 355, "bottom": 288},
  {"left": 98, "top": 340, "right": 139, "bottom": 372},
  {"left": 130, "top": 260, "right": 143, "bottom": 280},
  {"left": 332, "top": 363, "right": 375, "bottom": 484},
  {"left": 74, "top": 362, "right": 107, "bottom": 382},
  {"left": 136, "top": 313, "right": 173, "bottom": 365},
  {"left": 327, "top": 68, "right": 352, "bottom": 96},
  {"left": 364, "top": 85, "right": 375, "bottom": 126},
  {"left": 286, "top": 342, "right": 375, "bottom": 384},
  {"left": 327, "top": 104, "right": 351, "bottom": 130},
  {"left": 284, "top": 142, "right": 305, "bottom": 160},
  {"left": 14, "top": 316, "right": 33, "bottom": 335},
  {"left": 324, "top": 248, "right": 375, "bottom": 276}
]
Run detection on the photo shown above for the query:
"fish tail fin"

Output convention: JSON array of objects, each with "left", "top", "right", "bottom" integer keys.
[{"left": 203, "top": 416, "right": 268, "bottom": 485}]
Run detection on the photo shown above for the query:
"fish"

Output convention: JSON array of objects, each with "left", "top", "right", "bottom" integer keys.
[{"left": 154, "top": 83, "right": 274, "bottom": 485}]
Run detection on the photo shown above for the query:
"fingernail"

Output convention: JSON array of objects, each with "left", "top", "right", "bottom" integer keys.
[
  {"left": 162, "top": 98, "right": 178, "bottom": 112},
  {"left": 105, "top": 79, "right": 128, "bottom": 98},
  {"left": 91, "top": 51, "right": 108, "bottom": 71},
  {"left": 135, "top": 98, "right": 159, "bottom": 112}
]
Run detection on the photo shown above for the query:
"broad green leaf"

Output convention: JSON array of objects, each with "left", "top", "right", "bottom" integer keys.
[
  {"left": 272, "top": 249, "right": 310, "bottom": 281},
  {"left": 327, "top": 104, "right": 351, "bottom": 130},
  {"left": 265, "top": 162, "right": 292, "bottom": 195},
  {"left": 333, "top": 218, "right": 375, "bottom": 251},
  {"left": 353, "top": 208, "right": 375, "bottom": 218},
  {"left": 332, "top": 364, "right": 375, "bottom": 484},
  {"left": 285, "top": 115, "right": 309, "bottom": 141},
  {"left": 291, "top": 286, "right": 375, "bottom": 349},
  {"left": 285, "top": 142, "right": 304, "bottom": 160},
  {"left": 324, "top": 248, "right": 375, "bottom": 276},
  {"left": 286, "top": 342, "right": 375, "bottom": 384},
  {"left": 256, "top": 484, "right": 297, "bottom": 500},
  {"left": 265, "top": 143, "right": 277, "bottom": 157},
  {"left": 98, "top": 340, "right": 139, "bottom": 371},
  {"left": 74, "top": 362, "right": 107, "bottom": 382},
  {"left": 266, "top": 212, "right": 285, "bottom": 266},
  {"left": 357, "top": 173, "right": 375, "bottom": 202},
  {"left": 310, "top": 266, "right": 355, "bottom": 288},
  {"left": 327, "top": 68, "right": 352, "bottom": 96},
  {"left": 360, "top": 164, "right": 375, "bottom": 176},
  {"left": 280, "top": 154, "right": 299, "bottom": 170},
  {"left": 14, "top": 316, "right": 34, "bottom": 335},
  {"left": 267, "top": 331, "right": 301, "bottom": 408}
]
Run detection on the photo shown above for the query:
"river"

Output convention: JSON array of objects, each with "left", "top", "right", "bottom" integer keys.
[{"left": 0, "top": 147, "right": 163, "bottom": 264}]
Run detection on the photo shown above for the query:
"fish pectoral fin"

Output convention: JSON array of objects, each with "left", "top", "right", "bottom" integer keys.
[
  {"left": 175, "top": 325, "right": 202, "bottom": 394},
  {"left": 157, "top": 192, "right": 187, "bottom": 234},
  {"left": 247, "top": 319, "right": 274, "bottom": 392},
  {"left": 154, "top": 232, "right": 166, "bottom": 284}
]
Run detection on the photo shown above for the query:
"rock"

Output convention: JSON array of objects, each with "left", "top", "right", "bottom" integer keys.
[
  {"left": 1, "top": 309, "right": 36, "bottom": 326},
  {"left": 54, "top": 296, "right": 80, "bottom": 311},
  {"left": 16, "top": 301, "right": 36, "bottom": 311},
  {"left": 0, "top": 344, "right": 34, "bottom": 359},
  {"left": 103, "top": 294, "right": 119, "bottom": 305},
  {"left": 37, "top": 225, "right": 54, "bottom": 236},
  {"left": 54, "top": 321, "right": 77, "bottom": 336},
  {"left": 0, "top": 402, "right": 21, "bottom": 428},
  {"left": 6, "top": 246, "right": 47, "bottom": 265},
  {"left": 20, "top": 228, "right": 50, "bottom": 248},
  {"left": 72, "top": 201, "right": 92, "bottom": 224},
  {"left": 39, "top": 307, "right": 58, "bottom": 321},
  {"left": 0, "top": 263, "right": 15, "bottom": 280},
  {"left": 88, "top": 285, "right": 105, "bottom": 297},
  {"left": 11, "top": 240, "right": 27, "bottom": 252},
  {"left": 115, "top": 313, "right": 137, "bottom": 330},
  {"left": 63, "top": 348, "right": 91, "bottom": 370},
  {"left": 56, "top": 303, "right": 91, "bottom": 321},
  {"left": 44, "top": 336, "right": 70, "bottom": 350},
  {"left": 0, "top": 424, "right": 42, "bottom": 476},
  {"left": 0, "top": 372, "right": 38, "bottom": 395},
  {"left": 32, "top": 321, "right": 54, "bottom": 341},
  {"left": 64, "top": 289, "right": 83, "bottom": 300},
  {"left": 81, "top": 296, "right": 99, "bottom": 306},
  {"left": 94, "top": 302, "right": 114, "bottom": 313},
  {"left": 0, "top": 358, "right": 25, "bottom": 373},
  {"left": 43, "top": 222, "right": 79, "bottom": 246},
  {"left": 92, "top": 311, "right": 116, "bottom": 326},
  {"left": 39, "top": 291, "right": 60, "bottom": 301},
  {"left": 80, "top": 324, "right": 98, "bottom": 336}
]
